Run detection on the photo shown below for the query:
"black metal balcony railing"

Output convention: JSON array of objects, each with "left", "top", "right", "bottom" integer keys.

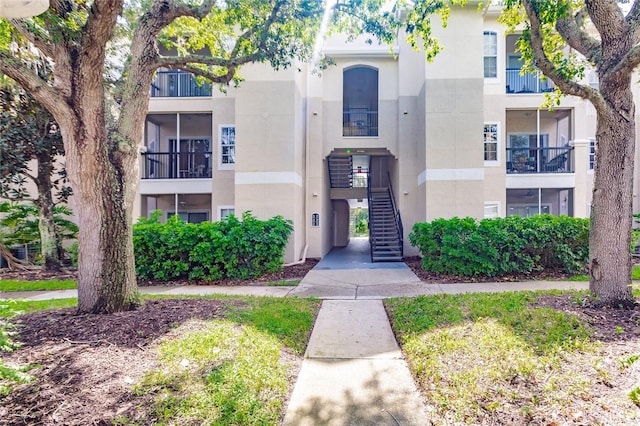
[
  {"left": 506, "top": 69, "right": 554, "bottom": 94},
  {"left": 141, "top": 152, "right": 212, "bottom": 179},
  {"left": 343, "top": 110, "right": 378, "bottom": 137},
  {"left": 506, "top": 146, "right": 574, "bottom": 174},
  {"left": 150, "top": 70, "right": 212, "bottom": 97}
]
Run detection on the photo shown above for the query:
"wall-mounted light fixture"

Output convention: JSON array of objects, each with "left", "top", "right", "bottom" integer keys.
[
  {"left": 403, "top": 111, "right": 408, "bottom": 115},
  {"left": 313, "top": 111, "right": 318, "bottom": 116}
]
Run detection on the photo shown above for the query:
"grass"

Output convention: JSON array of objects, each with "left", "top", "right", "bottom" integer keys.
[
  {"left": 0, "top": 279, "right": 77, "bottom": 292},
  {"left": 385, "top": 290, "right": 601, "bottom": 424},
  {"left": 0, "top": 298, "right": 77, "bottom": 317},
  {"left": 133, "top": 296, "right": 320, "bottom": 425},
  {"left": 2, "top": 294, "right": 319, "bottom": 425}
]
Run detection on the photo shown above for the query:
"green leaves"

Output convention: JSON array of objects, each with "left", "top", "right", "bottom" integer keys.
[
  {"left": 133, "top": 211, "right": 293, "bottom": 281},
  {"left": 409, "top": 215, "right": 590, "bottom": 277}
]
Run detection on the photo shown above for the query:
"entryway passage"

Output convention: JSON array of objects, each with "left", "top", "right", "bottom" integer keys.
[
  {"left": 314, "top": 237, "right": 407, "bottom": 270},
  {"left": 288, "top": 238, "right": 426, "bottom": 299}
]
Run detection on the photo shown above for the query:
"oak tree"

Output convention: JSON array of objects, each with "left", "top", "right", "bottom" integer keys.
[
  {"left": 0, "top": 0, "right": 324, "bottom": 313},
  {"left": 497, "top": 0, "right": 637, "bottom": 306}
]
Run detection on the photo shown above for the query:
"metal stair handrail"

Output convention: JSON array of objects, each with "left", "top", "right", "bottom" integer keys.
[
  {"left": 386, "top": 172, "right": 404, "bottom": 258},
  {"left": 367, "top": 171, "right": 375, "bottom": 262}
]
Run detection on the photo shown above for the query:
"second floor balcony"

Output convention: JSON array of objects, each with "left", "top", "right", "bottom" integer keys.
[
  {"left": 343, "top": 110, "right": 379, "bottom": 137},
  {"left": 506, "top": 146, "right": 574, "bottom": 174},
  {"left": 141, "top": 152, "right": 212, "bottom": 179},
  {"left": 506, "top": 69, "right": 554, "bottom": 94},
  {"left": 150, "top": 70, "right": 212, "bottom": 98}
]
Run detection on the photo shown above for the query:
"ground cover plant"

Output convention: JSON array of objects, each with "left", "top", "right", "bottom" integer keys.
[
  {"left": 0, "top": 295, "right": 320, "bottom": 425},
  {"left": 386, "top": 291, "right": 640, "bottom": 425}
]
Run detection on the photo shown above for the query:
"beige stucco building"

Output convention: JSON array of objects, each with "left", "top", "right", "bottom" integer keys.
[{"left": 135, "top": 4, "right": 639, "bottom": 263}]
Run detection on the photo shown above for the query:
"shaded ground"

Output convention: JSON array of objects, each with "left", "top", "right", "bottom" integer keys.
[
  {"left": 404, "top": 256, "right": 578, "bottom": 283},
  {"left": 1, "top": 259, "right": 640, "bottom": 425}
]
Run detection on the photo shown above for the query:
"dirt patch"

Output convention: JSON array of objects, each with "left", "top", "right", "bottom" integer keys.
[{"left": 0, "top": 299, "right": 238, "bottom": 425}]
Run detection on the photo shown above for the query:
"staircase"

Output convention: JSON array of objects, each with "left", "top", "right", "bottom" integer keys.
[
  {"left": 368, "top": 186, "right": 403, "bottom": 262},
  {"left": 328, "top": 156, "right": 353, "bottom": 188}
]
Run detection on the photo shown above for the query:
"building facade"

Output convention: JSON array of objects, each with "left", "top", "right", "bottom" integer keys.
[{"left": 135, "top": 4, "right": 640, "bottom": 263}]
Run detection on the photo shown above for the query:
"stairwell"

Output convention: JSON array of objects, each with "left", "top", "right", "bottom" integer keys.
[
  {"left": 327, "top": 156, "right": 353, "bottom": 188},
  {"left": 368, "top": 187, "right": 403, "bottom": 262}
]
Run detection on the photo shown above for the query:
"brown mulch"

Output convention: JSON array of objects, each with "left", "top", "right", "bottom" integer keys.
[
  {"left": 0, "top": 258, "right": 319, "bottom": 287},
  {"left": 1, "top": 258, "right": 640, "bottom": 425},
  {"left": 404, "top": 256, "right": 577, "bottom": 283}
]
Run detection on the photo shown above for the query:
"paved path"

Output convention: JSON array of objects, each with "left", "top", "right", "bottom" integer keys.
[{"left": 283, "top": 300, "right": 428, "bottom": 425}]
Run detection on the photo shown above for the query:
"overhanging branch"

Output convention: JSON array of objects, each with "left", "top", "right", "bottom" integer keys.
[
  {"left": 0, "top": 52, "right": 73, "bottom": 124},
  {"left": 523, "top": 0, "right": 606, "bottom": 111}
]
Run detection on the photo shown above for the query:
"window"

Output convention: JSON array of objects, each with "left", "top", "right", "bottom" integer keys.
[
  {"left": 483, "top": 31, "right": 497, "bottom": 78},
  {"left": 483, "top": 123, "right": 499, "bottom": 163},
  {"left": 484, "top": 202, "right": 500, "bottom": 219},
  {"left": 589, "top": 139, "right": 596, "bottom": 170},
  {"left": 168, "top": 212, "right": 208, "bottom": 224},
  {"left": 219, "top": 125, "right": 235, "bottom": 167},
  {"left": 219, "top": 207, "right": 235, "bottom": 220},
  {"left": 343, "top": 66, "right": 379, "bottom": 137}
]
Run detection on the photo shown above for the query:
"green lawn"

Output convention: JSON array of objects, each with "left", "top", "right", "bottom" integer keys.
[
  {"left": 385, "top": 290, "right": 639, "bottom": 424},
  {"left": 3, "top": 294, "right": 320, "bottom": 425},
  {"left": 0, "top": 279, "right": 77, "bottom": 292},
  {"left": 130, "top": 296, "right": 320, "bottom": 425}
]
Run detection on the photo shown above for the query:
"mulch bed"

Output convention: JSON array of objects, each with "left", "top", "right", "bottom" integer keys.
[{"left": 1, "top": 258, "right": 640, "bottom": 425}]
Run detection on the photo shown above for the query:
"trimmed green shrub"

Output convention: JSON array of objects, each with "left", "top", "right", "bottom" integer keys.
[
  {"left": 133, "top": 211, "right": 293, "bottom": 281},
  {"left": 409, "top": 215, "right": 589, "bottom": 277}
]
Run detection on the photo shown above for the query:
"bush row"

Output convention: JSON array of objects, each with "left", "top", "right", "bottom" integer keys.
[
  {"left": 409, "top": 215, "right": 589, "bottom": 276},
  {"left": 133, "top": 211, "right": 293, "bottom": 281}
]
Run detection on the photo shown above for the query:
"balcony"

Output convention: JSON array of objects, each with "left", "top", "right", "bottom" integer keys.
[
  {"left": 141, "top": 152, "right": 212, "bottom": 179},
  {"left": 506, "top": 146, "right": 574, "bottom": 174},
  {"left": 506, "top": 69, "right": 554, "bottom": 94},
  {"left": 342, "top": 110, "right": 378, "bottom": 137},
  {"left": 150, "top": 70, "right": 212, "bottom": 97}
]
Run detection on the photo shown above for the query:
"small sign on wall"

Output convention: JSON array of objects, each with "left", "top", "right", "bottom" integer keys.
[{"left": 311, "top": 213, "right": 320, "bottom": 227}]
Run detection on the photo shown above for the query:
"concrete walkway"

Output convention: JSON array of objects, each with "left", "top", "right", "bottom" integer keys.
[{"left": 282, "top": 299, "right": 428, "bottom": 425}]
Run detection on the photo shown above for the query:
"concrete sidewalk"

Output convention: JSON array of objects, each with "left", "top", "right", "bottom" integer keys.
[
  {"left": 283, "top": 300, "right": 428, "bottom": 425},
  {"left": 0, "top": 278, "right": 589, "bottom": 301}
]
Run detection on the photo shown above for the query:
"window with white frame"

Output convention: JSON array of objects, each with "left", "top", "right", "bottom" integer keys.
[
  {"left": 483, "top": 31, "right": 498, "bottom": 78},
  {"left": 484, "top": 202, "right": 500, "bottom": 219},
  {"left": 589, "top": 138, "right": 596, "bottom": 170},
  {"left": 219, "top": 125, "right": 235, "bottom": 167},
  {"left": 218, "top": 206, "right": 235, "bottom": 220},
  {"left": 483, "top": 123, "right": 499, "bottom": 162}
]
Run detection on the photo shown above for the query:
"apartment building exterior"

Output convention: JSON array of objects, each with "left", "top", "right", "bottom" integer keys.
[{"left": 135, "top": 4, "right": 640, "bottom": 263}]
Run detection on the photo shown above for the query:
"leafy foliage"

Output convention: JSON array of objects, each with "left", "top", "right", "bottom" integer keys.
[
  {"left": 409, "top": 215, "right": 589, "bottom": 276},
  {"left": 0, "top": 299, "right": 33, "bottom": 396},
  {"left": 0, "top": 201, "right": 78, "bottom": 262},
  {"left": 133, "top": 211, "right": 293, "bottom": 281},
  {"left": 0, "top": 83, "right": 70, "bottom": 202}
]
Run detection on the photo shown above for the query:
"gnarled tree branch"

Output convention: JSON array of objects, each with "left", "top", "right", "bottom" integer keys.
[{"left": 523, "top": 0, "right": 606, "bottom": 111}]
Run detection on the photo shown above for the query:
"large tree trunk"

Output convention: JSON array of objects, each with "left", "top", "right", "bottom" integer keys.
[
  {"left": 62, "top": 111, "right": 141, "bottom": 313},
  {"left": 589, "top": 81, "right": 636, "bottom": 307}
]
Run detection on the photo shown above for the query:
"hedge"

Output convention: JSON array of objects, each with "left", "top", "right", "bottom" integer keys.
[
  {"left": 408, "top": 215, "right": 589, "bottom": 277},
  {"left": 133, "top": 211, "right": 293, "bottom": 281}
]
